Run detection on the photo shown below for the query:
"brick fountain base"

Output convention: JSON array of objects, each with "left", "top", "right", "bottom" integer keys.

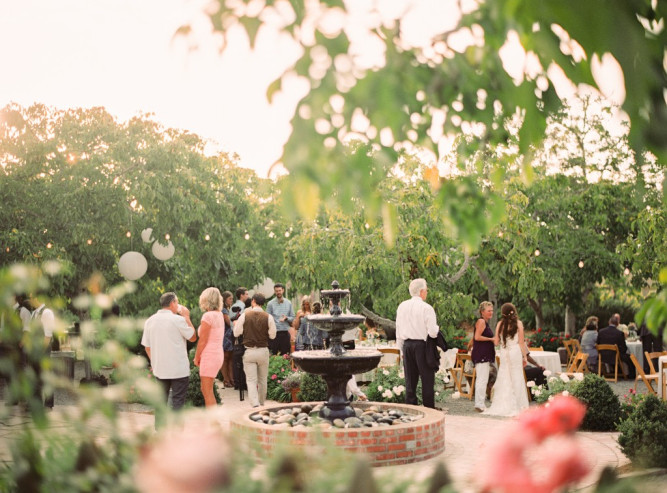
[{"left": 229, "top": 401, "right": 445, "bottom": 467}]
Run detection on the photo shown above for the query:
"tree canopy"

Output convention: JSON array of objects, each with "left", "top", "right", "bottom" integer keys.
[{"left": 0, "top": 104, "right": 288, "bottom": 315}]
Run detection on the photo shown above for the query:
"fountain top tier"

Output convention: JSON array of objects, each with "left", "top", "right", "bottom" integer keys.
[{"left": 306, "top": 280, "right": 364, "bottom": 356}]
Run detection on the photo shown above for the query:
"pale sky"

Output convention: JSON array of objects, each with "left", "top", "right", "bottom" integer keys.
[{"left": 0, "top": 0, "right": 306, "bottom": 178}]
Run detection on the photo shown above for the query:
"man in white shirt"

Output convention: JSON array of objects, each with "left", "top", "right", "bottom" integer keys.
[
  {"left": 396, "top": 278, "right": 440, "bottom": 408},
  {"left": 141, "top": 292, "right": 196, "bottom": 425},
  {"left": 28, "top": 295, "right": 57, "bottom": 409}
]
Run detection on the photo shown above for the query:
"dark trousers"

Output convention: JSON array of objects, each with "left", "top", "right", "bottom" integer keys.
[
  {"left": 524, "top": 365, "right": 546, "bottom": 386},
  {"left": 402, "top": 339, "right": 435, "bottom": 408},
  {"left": 155, "top": 376, "right": 189, "bottom": 428},
  {"left": 24, "top": 344, "right": 53, "bottom": 408},
  {"left": 270, "top": 331, "right": 291, "bottom": 356}
]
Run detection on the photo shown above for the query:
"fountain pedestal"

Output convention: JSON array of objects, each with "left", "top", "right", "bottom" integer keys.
[{"left": 290, "top": 281, "right": 382, "bottom": 420}]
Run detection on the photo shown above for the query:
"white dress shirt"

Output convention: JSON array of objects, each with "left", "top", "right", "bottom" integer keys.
[{"left": 395, "top": 296, "right": 439, "bottom": 351}]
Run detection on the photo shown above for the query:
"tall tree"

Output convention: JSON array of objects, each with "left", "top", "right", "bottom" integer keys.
[{"left": 0, "top": 104, "right": 288, "bottom": 315}]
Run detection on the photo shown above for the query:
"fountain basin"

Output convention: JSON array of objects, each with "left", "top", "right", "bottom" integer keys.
[
  {"left": 305, "top": 313, "right": 365, "bottom": 332},
  {"left": 291, "top": 349, "right": 382, "bottom": 375},
  {"left": 230, "top": 402, "right": 445, "bottom": 467}
]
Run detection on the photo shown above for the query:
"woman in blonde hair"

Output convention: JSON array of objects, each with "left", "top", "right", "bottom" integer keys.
[
  {"left": 471, "top": 301, "right": 496, "bottom": 412},
  {"left": 484, "top": 302, "right": 529, "bottom": 417},
  {"left": 194, "top": 287, "right": 225, "bottom": 407}
]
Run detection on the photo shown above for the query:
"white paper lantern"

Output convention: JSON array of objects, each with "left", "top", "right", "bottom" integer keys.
[
  {"left": 152, "top": 240, "right": 175, "bottom": 261},
  {"left": 118, "top": 251, "right": 148, "bottom": 280},
  {"left": 141, "top": 228, "right": 154, "bottom": 243}
]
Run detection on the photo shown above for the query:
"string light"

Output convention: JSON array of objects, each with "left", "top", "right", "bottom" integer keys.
[
  {"left": 165, "top": 234, "right": 170, "bottom": 241},
  {"left": 46, "top": 242, "right": 53, "bottom": 249},
  {"left": 205, "top": 234, "right": 210, "bottom": 241},
  {"left": 624, "top": 267, "right": 631, "bottom": 276},
  {"left": 244, "top": 233, "right": 250, "bottom": 240},
  {"left": 578, "top": 261, "right": 584, "bottom": 268},
  {"left": 534, "top": 249, "right": 540, "bottom": 257},
  {"left": 126, "top": 231, "right": 132, "bottom": 238},
  {"left": 87, "top": 239, "right": 93, "bottom": 245},
  {"left": 284, "top": 231, "right": 290, "bottom": 238},
  {"left": 498, "top": 231, "right": 504, "bottom": 238}
]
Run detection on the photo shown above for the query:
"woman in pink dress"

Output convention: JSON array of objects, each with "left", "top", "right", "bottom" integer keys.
[{"left": 194, "top": 287, "right": 225, "bottom": 407}]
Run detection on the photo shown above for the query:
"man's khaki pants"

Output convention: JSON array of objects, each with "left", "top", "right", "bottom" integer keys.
[{"left": 243, "top": 347, "right": 270, "bottom": 407}]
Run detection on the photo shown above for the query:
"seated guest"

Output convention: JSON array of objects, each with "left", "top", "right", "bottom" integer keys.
[
  {"left": 524, "top": 346, "right": 546, "bottom": 387},
  {"left": 580, "top": 316, "right": 599, "bottom": 372},
  {"left": 597, "top": 314, "right": 635, "bottom": 379},
  {"left": 618, "top": 324, "right": 629, "bottom": 339}
]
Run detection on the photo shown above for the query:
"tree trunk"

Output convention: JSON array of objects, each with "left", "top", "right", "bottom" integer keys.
[
  {"left": 472, "top": 263, "right": 499, "bottom": 328},
  {"left": 564, "top": 305, "right": 577, "bottom": 337},
  {"left": 359, "top": 305, "right": 396, "bottom": 331},
  {"left": 527, "top": 298, "right": 544, "bottom": 329}
]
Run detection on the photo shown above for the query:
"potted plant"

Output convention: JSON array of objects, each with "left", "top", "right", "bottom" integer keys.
[{"left": 281, "top": 371, "right": 304, "bottom": 402}]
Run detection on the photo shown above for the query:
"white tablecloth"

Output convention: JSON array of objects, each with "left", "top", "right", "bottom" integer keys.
[
  {"left": 659, "top": 355, "right": 667, "bottom": 400},
  {"left": 626, "top": 341, "right": 643, "bottom": 368},
  {"left": 530, "top": 351, "right": 562, "bottom": 375}
]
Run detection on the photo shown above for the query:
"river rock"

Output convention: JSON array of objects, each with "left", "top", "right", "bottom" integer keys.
[{"left": 333, "top": 419, "right": 346, "bottom": 428}]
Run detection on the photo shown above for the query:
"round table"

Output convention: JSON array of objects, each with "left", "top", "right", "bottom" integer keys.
[
  {"left": 626, "top": 340, "right": 643, "bottom": 368},
  {"left": 529, "top": 351, "right": 562, "bottom": 375}
]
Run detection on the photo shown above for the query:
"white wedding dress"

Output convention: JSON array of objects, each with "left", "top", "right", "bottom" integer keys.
[{"left": 483, "top": 333, "right": 529, "bottom": 417}]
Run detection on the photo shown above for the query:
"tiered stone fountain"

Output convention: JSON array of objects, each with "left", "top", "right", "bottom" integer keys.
[
  {"left": 291, "top": 281, "right": 382, "bottom": 420},
  {"left": 230, "top": 281, "right": 445, "bottom": 467}
]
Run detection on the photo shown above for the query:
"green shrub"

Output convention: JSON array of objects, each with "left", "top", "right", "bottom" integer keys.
[
  {"left": 618, "top": 394, "right": 667, "bottom": 468},
  {"left": 185, "top": 366, "right": 221, "bottom": 407},
  {"left": 618, "top": 388, "right": 650, "bottom": 423},
  {"left": 266, "top": 354, "right": 292, "bottom": 402},
  {"left": 571, "top": 373, "right": 621, "bottom": 431},
  {"left": 297, "top": 372, "right": 328, "bottom": 402},
  {"left": 529, "top": 372, "right": 583, "bottom": 404}
]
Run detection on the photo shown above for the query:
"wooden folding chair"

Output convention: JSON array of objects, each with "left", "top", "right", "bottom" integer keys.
[
  {"left": 529, "top": 346, "right": 544, "bottom": 351},
  {"left": 630, "top": 353, "right": 658, "bottom": 394},
  {"left": 456, "top": 353, "right": 476, "bottom": 400},
  {"left": 645, "top": 351, "right": 667, "bottom": 374},
  {"left": 377, "top": 348, "right": 401, "bottom": 368},
  {"left": 447, "top": 352, "right": 465, "bottom": 391},
  {"left": 563, "top": 340, "right": 578, "bottom": 369},
  {"left": 563, "top": 352, "right": 589, "bottom": 376},
  {"left": 596, "top": 344, "right": 628, "bottom": 382}
]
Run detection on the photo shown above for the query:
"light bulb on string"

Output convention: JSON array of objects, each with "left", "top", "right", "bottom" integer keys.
[
  {"left": 47, "top": 243, "right": 52, "bottom": 249},
  {"left": 165, "top": 234, "right": 170, "bottom": 241},
  {"left": 624, "top": 267, "right": 631, "bottom": 276},
  {"left": 87, "top": 239, "right": 93, "bottom": 245},
  {"left": 534, "top": 249, "right": 540, "bottom": 257},
  {"left": 244, "top": 233, "right": 250, "bottom": 240},
  {"left": 578, "top": 261, "right": 584, "bottom": 268},
  {"left": 126, "top": 231, "right": 132, "bottom": 238},
  {"left": 205, "top": 234, "right": 210, "bottom": 241}
]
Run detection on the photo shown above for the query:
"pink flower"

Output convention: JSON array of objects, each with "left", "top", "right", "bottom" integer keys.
[
  {"left": 478, "top": 396, "right": 590, "bottom": 493},
  {"left": 135, "top": 428, "right": 231, "bottom": 493},
  {"left": 271, "top": 374, "right": 277, "bottom": 380}
]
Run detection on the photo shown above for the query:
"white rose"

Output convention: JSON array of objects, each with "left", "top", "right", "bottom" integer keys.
[
  {"left": 560, "top": 373, "right": 570, "bottom": 383},
  {"left": 534, "top": 389, "right": 541, "bottom": 396},
  {"left": 548, "top": 377, "right": 558, "bottom": 383},
  {"left": 377, "top": 386, "right": 383, "bottom": 391},
  {"left": 562, "top": 390, "right": 569, "bottom": 397},
  {"left": 435, "top": 391, "right": 440, "bottom": 396},
  {"left": 452, "top": 391, "right": 461, "bottom": 400},
  {"left": 573, "top": 372, "right": 584, "bottom": 381},
  {"left": 398, "top": 371, "right": 405, "bottom": 378},
  {"left": 527, "top": 381, "right": 535, "bottom": 388},
  {"left": 383, "top": 369, "right": 390, "bottom": 376},
  {"left": 543, "top": 370, "right": 552, "bottom": 377}
]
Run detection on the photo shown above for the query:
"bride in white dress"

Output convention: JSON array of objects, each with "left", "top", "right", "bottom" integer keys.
[{"left": 484, "top": 302, "right": 529, "bottom": 417}]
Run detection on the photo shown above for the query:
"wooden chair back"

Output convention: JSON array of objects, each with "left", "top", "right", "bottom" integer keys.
[
  {"left": 630, "top": 353, "right": 658, "bottom": 395},
  {"left": 456, "top": 353, "right": 476, "bottom": 400},
  {"left": 563, "top": 339, "right": 580, "bottom": 368},
  {"left": 564, "top": 352, "right": 589, "bottom": 375},
  {"left": 529, "top": 346, "right": 544, "bottom": 351},
  {"left": 645, "top": 351, "right": 667, "bottom": 374},
  {"left": 377, "top": 348, "right": 401, "bottom": 368},
  {"left": 596, "top": 344, "right": 627, "bottom": 382}
]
